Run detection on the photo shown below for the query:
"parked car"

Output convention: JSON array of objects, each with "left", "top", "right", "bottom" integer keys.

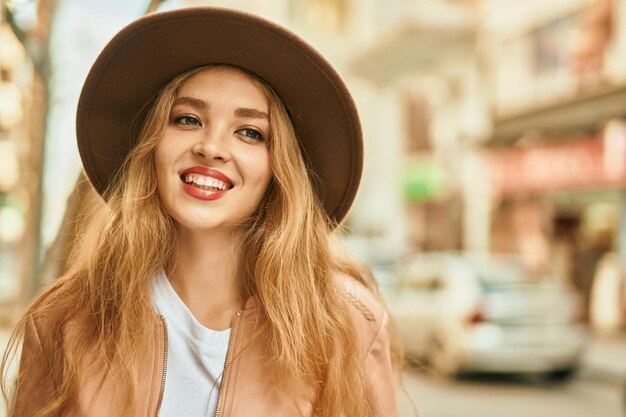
[{"left": 381, "top": 253, "right": 588, "bottom": 378}]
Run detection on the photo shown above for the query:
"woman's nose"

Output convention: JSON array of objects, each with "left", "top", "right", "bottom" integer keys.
[{"left": 191, "top": 128, "right": 231, "bottom": 161}]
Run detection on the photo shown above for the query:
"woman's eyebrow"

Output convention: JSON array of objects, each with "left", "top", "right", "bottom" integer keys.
[
  {"left": 235, "top": 108, "right": 269, "bottom": 120},
  {"left": 172, "top": 96, "right": 208, "bottom": 110},
  {"left": 172, "top": 98, "right": 267, "bottom": 120}
]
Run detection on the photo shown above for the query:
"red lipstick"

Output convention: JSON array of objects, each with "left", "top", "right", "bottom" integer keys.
[{"left": 180, "top": 166, "right": 233, "bottom": 201}]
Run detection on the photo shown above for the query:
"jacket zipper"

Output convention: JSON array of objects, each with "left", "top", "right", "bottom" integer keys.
[
  {"left": 215, "top": 310, "right": 242, "bottom": 417},
  {"left": 156, "top": 316, "right": 169, "bottom": 417}
]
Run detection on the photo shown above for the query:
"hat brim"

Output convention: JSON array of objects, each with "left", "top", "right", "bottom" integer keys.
[{"left": 76, "top": 7, "right": 362, "bottom": 225}]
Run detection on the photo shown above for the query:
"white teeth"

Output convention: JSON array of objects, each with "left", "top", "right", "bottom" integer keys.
[{"left": 182, "top": 173, "right": 231, "bottom": 191}]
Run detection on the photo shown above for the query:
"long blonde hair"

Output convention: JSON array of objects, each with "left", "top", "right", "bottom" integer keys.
[{"left": 1, "top": 65, "right": 399, "bottom": 417}]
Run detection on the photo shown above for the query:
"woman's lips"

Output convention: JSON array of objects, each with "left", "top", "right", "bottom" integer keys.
[
  {"left": 180, "top": 181, "right": 227, "bottom": 200},
  {"left": 179, "top": 166, "right": 233, "bottom": 201}
]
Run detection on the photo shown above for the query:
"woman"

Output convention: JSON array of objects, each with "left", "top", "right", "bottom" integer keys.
[{"left": 1, "top": 7, "right": 399, "bottom": 417}]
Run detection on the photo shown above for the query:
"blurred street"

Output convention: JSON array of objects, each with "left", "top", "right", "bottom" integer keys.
[
  {"left": 393, "top": 330, "right": 626, "bottom": 417},
  {"left": 398, "top": 369, "right": 623, "bottom": 417}
]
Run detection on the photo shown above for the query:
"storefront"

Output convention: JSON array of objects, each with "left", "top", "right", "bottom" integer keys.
[{"left": 484, "top": 124, "right": 626, "bottom": 323}]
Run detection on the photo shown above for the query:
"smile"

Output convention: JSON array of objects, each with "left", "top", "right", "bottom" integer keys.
[
  {"left": 181, "top": 173, "right": 233, "bottom": 191},
  {"left": 179, "top": 167, "right": 234, "bottom": 201}
]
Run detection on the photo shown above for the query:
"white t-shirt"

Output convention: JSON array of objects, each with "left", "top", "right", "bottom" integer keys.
[{"left": 152, "top": 272, "right": 231, "bottom": 417}]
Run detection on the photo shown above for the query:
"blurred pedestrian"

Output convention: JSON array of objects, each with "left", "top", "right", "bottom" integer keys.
[
  {"left": 1, "top": 8, "right": 398, "bottom": 417},
  {"left": 590, "top": 252, "right": 624, "bottom": 332}
]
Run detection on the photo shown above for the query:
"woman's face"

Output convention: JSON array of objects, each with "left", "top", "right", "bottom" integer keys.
[{"left": 154, "top": 67, "right": 273, "bottom": 234}]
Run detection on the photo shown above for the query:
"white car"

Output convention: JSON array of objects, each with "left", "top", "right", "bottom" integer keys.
[{"left": 381, "top": 253, "right": 588, "bottom": 378}]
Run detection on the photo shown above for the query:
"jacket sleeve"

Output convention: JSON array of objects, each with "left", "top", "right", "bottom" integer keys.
[
  {"left": 11, "top": 317, "right": 57, "bottom": 417},
  {"left": 365, "top": 312, "right": 398, "bottom": 417}
]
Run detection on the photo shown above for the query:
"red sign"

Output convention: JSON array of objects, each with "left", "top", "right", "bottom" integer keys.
[{"left": 485, "top": 131, "right": 626, "bottom": 197}]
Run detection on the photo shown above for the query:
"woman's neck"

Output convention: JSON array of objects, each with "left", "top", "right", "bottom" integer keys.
[{"left": 167, "top": 228, "right": 245, "bottom": 330}]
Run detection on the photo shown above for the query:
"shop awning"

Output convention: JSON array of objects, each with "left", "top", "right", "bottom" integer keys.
[
  {"left": 491, "top": 84, "right": 626, "bottom": 144},
  {"left": 485, "top": 122, "right": 626, "bottom": 196}
]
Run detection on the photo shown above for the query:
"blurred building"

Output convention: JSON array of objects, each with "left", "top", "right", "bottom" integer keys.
[
  {"left": 346, "top": 0, "right": 626, "bottom": 327},
  {"left": 481, "top": 0, "right": 626, "bottom": 326}
]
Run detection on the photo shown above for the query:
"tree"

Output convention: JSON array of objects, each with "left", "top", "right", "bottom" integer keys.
[{"left": 1, "top": 0, "right": 58, "bottom": 307}]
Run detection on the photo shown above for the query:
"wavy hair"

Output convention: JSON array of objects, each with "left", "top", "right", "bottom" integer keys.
[{"left": 1, "top": 65, "right": 400, "bottom": 417}]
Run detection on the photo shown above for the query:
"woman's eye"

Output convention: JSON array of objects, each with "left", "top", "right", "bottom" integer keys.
[
  {"left": 173, "top": 115, "right": 201, "bottom": 126},
  {"left": 238, "top": 128, "right": 265, "bottom": 141}
]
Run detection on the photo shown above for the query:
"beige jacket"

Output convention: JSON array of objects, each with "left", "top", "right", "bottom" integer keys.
[{"left": 12, "top": 276, "right": 398, "bottom": 417}]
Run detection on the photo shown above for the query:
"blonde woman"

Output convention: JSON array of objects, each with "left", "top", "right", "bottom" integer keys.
[{"left": 2, "top": 8, "right": 399, "bottom": 417}]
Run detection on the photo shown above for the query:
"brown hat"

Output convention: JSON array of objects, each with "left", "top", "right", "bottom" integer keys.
[{"left": 76, "top": 7, "right": 362, "bottom": 225}]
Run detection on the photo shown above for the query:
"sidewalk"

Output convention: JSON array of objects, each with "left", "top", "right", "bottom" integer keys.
[{"left": 579, "top": 330, "right": 626, "bottom": 385}]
